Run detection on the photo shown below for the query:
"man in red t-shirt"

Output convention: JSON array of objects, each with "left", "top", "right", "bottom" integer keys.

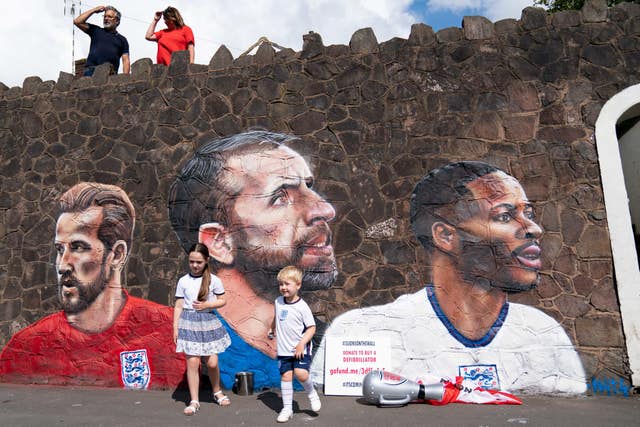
[{"left": 0, "top": 182, "right": 185, "bottom": 389}]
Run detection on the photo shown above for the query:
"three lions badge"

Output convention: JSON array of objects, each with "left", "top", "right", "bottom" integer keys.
[{"left": 120, "top": 349, "right": 151, "bottom": 389}]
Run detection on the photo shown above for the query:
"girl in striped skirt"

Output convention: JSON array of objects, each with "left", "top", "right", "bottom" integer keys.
[{"left": 174, "top": 243, "right": 231, "bottom": 415}]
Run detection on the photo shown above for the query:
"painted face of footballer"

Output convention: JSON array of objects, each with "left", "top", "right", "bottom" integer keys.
[{"left": 455, "top": 172, "right": 543, "bottom": 292}]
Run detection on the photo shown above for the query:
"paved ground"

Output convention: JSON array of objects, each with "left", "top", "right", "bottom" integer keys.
[{"left": 1, "top": 383, "right": 639, "bottom": 427}]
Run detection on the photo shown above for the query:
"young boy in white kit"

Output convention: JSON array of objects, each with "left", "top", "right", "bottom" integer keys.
[{"left": 268, "top": 265, "right": 321, "bottom": 423}]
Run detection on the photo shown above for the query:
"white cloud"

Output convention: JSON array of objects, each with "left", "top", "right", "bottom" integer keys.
[
  {"left": 481, "top": 0, "right": 538, "bottom": 21},
  {"left": 3, "top": 2, "right": 71, "bottom": 86},
  {"left": 426, "top": 0, "right": 535, "bottom": 20},
  {"left": 426, "top": 0, "right": 484, "bottom": 13}
]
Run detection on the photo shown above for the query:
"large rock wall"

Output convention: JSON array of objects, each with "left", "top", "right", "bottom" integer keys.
[{"left": 1, "top": 0, "right": 640, "bottom": 385}]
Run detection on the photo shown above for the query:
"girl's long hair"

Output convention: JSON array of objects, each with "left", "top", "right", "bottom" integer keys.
[{"left": 189, "top": 243, "right": 211, "bottom": 301}]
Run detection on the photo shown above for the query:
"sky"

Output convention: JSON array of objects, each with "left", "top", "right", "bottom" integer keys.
[{"left": 1, "top": 0, "right": 537, "bottom": 88}]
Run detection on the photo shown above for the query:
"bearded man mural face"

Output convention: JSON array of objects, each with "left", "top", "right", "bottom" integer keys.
[
  {"left": 220, "top": 145, "right": 337, "bottom": 299},
  {"left": 54, "top": 207, "right": 112, "bottom": 314}
]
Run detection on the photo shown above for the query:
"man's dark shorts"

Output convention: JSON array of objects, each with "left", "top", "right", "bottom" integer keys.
[{"left": 277, "top": 355, "right": 311, "bottom": 374}]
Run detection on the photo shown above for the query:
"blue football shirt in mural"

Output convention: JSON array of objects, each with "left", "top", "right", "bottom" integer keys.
[{"left": 217, "top": 316, "right": 303, "bottom": 390}]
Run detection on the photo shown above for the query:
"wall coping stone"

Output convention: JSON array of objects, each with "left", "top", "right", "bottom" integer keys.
[
  {"left": 583, "top": 0, "right": 609, "bottom": 23},
  {"left": 0, "top": 2, "right": 632, "bottom": 93},
  {"left": 210, "top": 45, "right": 234, "bottom": 69},
  {"left": 349, "top": 27, "right": 379, "bottom": 54},
  {"left": 463, "top": 16, "right": 494, "bottom": 40}
]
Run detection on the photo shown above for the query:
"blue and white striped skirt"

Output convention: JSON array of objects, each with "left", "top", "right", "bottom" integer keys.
[{"left": 176, "top": 309, "right": 231, "bottom": 356}]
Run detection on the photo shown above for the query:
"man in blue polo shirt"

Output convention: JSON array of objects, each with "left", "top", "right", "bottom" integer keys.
[{"left": 74, "top": 5, "right": 130, "bottom": 76}]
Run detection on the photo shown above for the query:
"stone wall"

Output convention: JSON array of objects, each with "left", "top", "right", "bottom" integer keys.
[{"left": 2, "top": 0, "right": 640, "bottom": 384}]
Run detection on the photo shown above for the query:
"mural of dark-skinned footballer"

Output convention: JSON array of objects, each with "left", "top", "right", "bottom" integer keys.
[
  {"left": 168, "top": 130, "right": 337, "bottom": 390},
  {"left": 0, "top": 183, "right": 185, "bottom": 389},
  {"left": 312, "top": 161, "right": 587, "bottom": 394}
]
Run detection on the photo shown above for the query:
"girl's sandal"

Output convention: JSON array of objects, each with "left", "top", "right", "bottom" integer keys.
[
  {"left": 183, "top": 400, "right": 200, "bottom": 415},
  {"left": 213, "top": 390, "right": 231, "bottom": 406}
]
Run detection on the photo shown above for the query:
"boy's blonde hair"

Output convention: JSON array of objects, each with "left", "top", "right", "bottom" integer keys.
[{"left": 277, "top": 265, "right": 303, "bottom": 285}]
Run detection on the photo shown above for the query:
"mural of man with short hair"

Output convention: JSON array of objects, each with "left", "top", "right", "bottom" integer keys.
[
  {"left": 168, "top": 130, "right": 337, "bottom": 389},
  {"left": 312, "top": 161, "right": 586, "bottom": 394},
  {"left": 0, "top": 182, "right": 185, "bottom": 389}
]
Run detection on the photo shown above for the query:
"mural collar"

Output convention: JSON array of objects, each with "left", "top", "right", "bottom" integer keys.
[{"left": 425, "top": 284, "right": 508, "bottom": 348}]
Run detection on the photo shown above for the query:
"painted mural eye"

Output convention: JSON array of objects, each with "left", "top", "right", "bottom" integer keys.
[
  {"left": 524, "top": 207, "right": 536, "bottom": 220},
  {"left": 70, "top": 242, "right": 91, "bottom": 253},
  {"left": 306, "top": 177, "right": 315, "bottom": 189},
  {"left": 271, "top": 189, "right": 292, "bottom": 206},
  {"left": 54, "top": 244, "right": 64, "bottom": 255},
  {"left": 494, "top": 212, "right": 512, "bottom": 223}
]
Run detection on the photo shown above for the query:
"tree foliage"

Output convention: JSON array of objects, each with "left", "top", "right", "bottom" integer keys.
[{"left": 534, "top": 0, "right": 639, "bottom": 12}]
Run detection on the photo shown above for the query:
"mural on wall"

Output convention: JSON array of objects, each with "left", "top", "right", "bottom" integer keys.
[
  {"left": 311, "top": 161, "right": 587, "bottom": 394},
  {"left": 5, "top": 2, "right": 640, "bottom": 393},
  {"left": 0, "top": 139, "right": 589, "bottom": 395},
  {"left": 0, "top": 182, "right": 185, "bottom": 389},
  {"left": 167, "top": 130, "right": 338, "bottom": 390}
]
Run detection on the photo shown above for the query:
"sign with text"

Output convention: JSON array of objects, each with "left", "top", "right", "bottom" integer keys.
[{"left": 324, "top": 336, "right": 390, "bottom": 396}]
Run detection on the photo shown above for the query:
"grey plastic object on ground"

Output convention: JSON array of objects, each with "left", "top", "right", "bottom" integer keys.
[{"left": 362, "top": 370, "right": 444, "bottom": 406}]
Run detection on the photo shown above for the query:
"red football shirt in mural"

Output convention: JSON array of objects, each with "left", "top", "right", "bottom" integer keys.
[{"left": 0, "top": 292, "right": 186, "bottom": 389}]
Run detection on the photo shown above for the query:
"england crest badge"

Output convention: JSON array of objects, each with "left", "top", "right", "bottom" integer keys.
[
  {"left": 120, "top": 349, "right": 151, "bottom": 389},
  {"left": 459, "top": 364, "right": 500, "bottom": 390}
]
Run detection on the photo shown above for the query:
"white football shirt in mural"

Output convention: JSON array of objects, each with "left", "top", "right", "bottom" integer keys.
[{"left": 311, "top": 286, "right": 586, "bottom": 394}]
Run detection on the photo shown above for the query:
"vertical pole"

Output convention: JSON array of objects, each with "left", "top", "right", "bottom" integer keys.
[{"left": 72, "top": 8, "right": 75, "bottom": 74}]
